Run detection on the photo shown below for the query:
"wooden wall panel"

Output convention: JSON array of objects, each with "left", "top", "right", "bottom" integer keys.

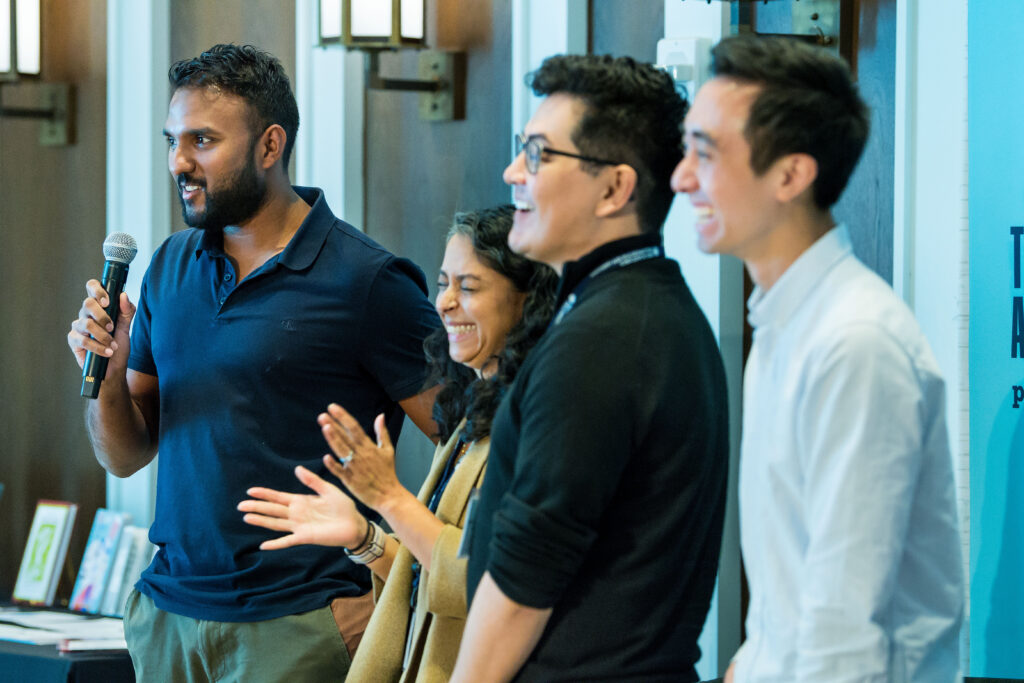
[
  {"left": 365, "top": 0, "right": 512, "bottom": 271},
  {"left": 833, "top": 0, "right": 896, "bottom": 284},
  {"left": 365, "top": 0, "right": 512, "bottom": 488},
  {"left": 0, "top": 0, "right": 108, "bottom": 599},
  {"left": 591, "top": 0, "right": 664, "bottom": 63},
  {"left": 170, "top": 0, "right": 296, "bottom": 72}
]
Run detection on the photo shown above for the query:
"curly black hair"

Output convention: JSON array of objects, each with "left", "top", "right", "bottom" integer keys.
[
  {"left": 423, "top": 205, "right": 558, "bottom": 443},
  {"left": 710, "top": 35, "right": 869, "bottom": 209},
  {"left": 169, "top": 44, "right": 300, "bottom": 169},
  {"left": 528, "top": 54, "right": 688, "bottom": 234}
]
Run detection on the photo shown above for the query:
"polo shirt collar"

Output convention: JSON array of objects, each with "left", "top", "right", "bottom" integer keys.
[
  {"left": 557, "top": 232, "right": 663, "bottom": 308},
  {"left": 195, "top": 226, "right": 224, "bottom": 258},
  {"left": 747, "top": 223, "right": 852, "bottom": 331},
  {"left": 192, "top": 186, "right": 333, "bottom": 271}
]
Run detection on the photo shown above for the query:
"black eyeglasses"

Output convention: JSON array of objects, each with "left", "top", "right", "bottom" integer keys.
[{"left": 514, "top": 133, "right": 621, "bottom": 174}]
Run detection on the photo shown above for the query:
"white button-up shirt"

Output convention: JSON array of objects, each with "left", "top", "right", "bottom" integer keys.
[{"left": 734, "top": 225, "right": 963, "bottom": 682}]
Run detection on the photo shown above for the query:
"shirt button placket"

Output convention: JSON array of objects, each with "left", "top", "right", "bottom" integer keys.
[{"left": 219, "top": 271, "right": 234, "bottom": 308}]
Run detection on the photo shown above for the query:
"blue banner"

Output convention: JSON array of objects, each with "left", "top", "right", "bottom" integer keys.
[{"left": 968, "top": 2, "right": 1024, "bottom": 677}]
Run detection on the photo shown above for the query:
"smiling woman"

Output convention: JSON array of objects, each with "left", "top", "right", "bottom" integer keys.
[
  {"left": 437, "top": 233, "right": 525, "bottom": 375},
  {"left": 239, "top": 204, "right": 558, "bottom": 682},
  {"left": 437, "top": 225, "right": 526, "bottom": 378}
]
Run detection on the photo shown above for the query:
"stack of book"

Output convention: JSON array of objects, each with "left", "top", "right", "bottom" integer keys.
[
  {"left": 12, "top": 502, "right": 155, "bottom": 618},
  {"left": 69, "top": 509, "right": 156, "bottom": 618},
  {"left": 99, "top": 525, "right": 155, "bottom": 617}
]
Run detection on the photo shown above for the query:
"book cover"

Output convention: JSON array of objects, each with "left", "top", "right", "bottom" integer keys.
[
  {"left": 69, "top": 508, "right": 131, "bottom": 613},
  {"left": 100, "top": 526, "right": 154, "bottom": 618},
  {"left": 13, "top": 500, "right": 78, "bottom": 606}
]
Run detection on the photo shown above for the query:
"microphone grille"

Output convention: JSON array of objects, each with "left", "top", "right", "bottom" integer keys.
[{"left": 103, "top": 232, "right": 139, "bottom": 264}]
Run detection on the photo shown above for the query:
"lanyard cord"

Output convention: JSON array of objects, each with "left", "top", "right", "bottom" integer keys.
[
  {"left": 552, "top": 245, "right": 664, "bottom": 326},
  {"left": 410, "top": 438, "right": 470, "bottom": 608}
]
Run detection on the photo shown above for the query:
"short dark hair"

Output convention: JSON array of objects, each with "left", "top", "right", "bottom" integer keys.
[
  {"left": 169, "top": 44, "right": 300, "bottom": 169},
  {"left": 423, "top": 205, "right": 558, "bottom": 443},
  {"left": 528, "top": 55, "right": 688, "bottom": 234},
  {"left": 710, "top": 35, "right": 869, "bottom": 209}
]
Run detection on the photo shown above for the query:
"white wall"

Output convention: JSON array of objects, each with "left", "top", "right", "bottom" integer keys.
[
  {"left": 104, "top": 0, "right": 171, "bottom": 528},
  {"left": 894, "top": 0, "right": 970, "bottom": 668},
  {"left": 662, "top": 4, "right": 743, "bottom": 679},
  {"left": 510, "top": 0, "right": 588, "bottom": 153},
  {"left": 294, "top": 0, "right": 364, "bottom": 223}
]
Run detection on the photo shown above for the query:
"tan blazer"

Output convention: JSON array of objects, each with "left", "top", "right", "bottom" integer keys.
[{"left": 346, "top": 425, "right": 489, "bottom": 683}]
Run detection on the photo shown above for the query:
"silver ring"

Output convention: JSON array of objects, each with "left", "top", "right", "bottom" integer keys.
[{"left": 339, "top": 450, "right": 354, "bottom": 466}]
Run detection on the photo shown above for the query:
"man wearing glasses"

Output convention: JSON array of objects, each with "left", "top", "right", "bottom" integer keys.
[{"left": 452, "top": 55, "right": 729, "bottom": 682}]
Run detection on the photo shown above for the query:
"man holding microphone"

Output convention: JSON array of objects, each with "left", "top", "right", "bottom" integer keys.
[{"left": 67, "top": 44, "right": 439, "bottom": 681}]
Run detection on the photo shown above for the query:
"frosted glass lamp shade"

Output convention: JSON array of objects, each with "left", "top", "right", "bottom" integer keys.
[
  {"left": 1, "top": 0, "right": 11, "bottom": 75},
  {"left": 0, "top": 0, "right": 40, "bottom": 76},
  {"left": 317, "top": 0, "right": 425, "bottom": 49},
  {"left": 319, "top": 0, "right": 342, "bottom": 42},
  {"left": 400, "top": 0, "right": 424, "bottom": 40},
  {"left": 350, "top": 0, "right": 391, "bottom": 40},
  {"left": 15, "top": 0, "right": 38, "bottom": 75}
]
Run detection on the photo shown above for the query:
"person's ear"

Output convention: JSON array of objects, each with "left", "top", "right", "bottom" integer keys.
[
  {"left": 774, "top": 153, "right": 818, "bottom": 204},
  {"left": 256, "top": 124, "right": 287, "bottom": 170},
  {"left": 595, "top": 164, "right": 638, "bottom": 218}
]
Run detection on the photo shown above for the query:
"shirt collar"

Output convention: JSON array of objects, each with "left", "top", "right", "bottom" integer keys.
[
  {"left": 747, "top": 224, "right": 852, "bottom": 330},
  {"left": 556, "top": 232, "right": 664, "bottom": 307},
  {"left": 193, "top": 186, "right": 333, "bottom": 271}
]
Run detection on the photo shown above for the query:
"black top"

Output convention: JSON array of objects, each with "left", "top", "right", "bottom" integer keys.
[{"left": 465, "top": 234, "right": 730, "bottom": 682}]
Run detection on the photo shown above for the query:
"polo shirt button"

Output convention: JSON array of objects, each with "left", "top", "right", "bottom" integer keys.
[
  {"left": 219, "top": 297, "right": 226, "bottom": 305},
  {"left": 224, "top": 273, "right": 232, "bottom": 281}
]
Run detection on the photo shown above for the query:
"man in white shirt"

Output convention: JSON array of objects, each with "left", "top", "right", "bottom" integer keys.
[{"left": 671, "top": 35, "right": 963, "bottom": 682}]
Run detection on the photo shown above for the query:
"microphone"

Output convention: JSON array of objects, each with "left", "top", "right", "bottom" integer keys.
[{"left": 81, "top": 233, "right": 139, "bottom": 399}]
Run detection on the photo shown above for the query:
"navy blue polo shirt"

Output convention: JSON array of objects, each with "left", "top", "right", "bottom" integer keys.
[{"left": 127, "top": 186, "right": 440, "bottom": 622}]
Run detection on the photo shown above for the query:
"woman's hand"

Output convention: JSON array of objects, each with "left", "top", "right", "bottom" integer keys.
[
  {"left": 238, "top": 465, "right": 368, "bottom": 550},
  {"left": 318, "top": 403, "right": 409, "bottom": 513}
]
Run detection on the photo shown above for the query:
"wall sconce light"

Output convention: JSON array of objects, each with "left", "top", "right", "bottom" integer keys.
[
  {"left": 0, "top": 0, "right": 75, "bottom": 145},
  {"left": 318, "top": 0, "right": 466, "bottom": 121}
]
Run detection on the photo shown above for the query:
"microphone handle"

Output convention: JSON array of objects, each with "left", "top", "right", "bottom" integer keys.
[{"left": 81, "top": 260, "right": 131, "bottom": 399}]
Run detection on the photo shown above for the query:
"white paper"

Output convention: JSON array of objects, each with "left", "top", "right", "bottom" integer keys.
[
  {"left": 59, "top": 637, "right": 128, "bottom": 651},
  {"left": 0, "top": 608, "right": 125, "bottom": 643},
  {"left": 0, "top": 624, "right": 65, "bottom": 645}
]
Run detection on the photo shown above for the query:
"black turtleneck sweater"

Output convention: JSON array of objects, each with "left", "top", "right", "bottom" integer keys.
[{"left": 464, "top": 233, "right": 730, "bottom": 682}]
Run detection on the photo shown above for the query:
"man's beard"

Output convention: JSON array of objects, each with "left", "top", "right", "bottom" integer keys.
[{"left": 177, "top": 149, "right": 268, "bottom": 232}]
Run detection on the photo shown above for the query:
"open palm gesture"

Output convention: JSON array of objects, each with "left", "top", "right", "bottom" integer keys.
[{"left": 238, "top": 465, "right": 368, "bottom": 550}]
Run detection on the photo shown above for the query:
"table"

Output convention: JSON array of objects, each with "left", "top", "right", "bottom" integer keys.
[{"left": 0, "top": 638, "right": 134, "bottom": 683}]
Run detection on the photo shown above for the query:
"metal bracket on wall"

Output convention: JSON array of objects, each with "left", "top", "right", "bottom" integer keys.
[
  {"left": 0, "top": 83, "right": 76, "bottom": 146},
  {"left": 365, "top": 50, "right": 466, "bottom": 122},
  {"left": 723, "top": 0, "right": 854, "bottom": 69},
  {"left": 418, "top": 51, "right": 466, "bottom": 122},
  {"left": 791, "top": 0, "right": 841, "bottom": 50}
]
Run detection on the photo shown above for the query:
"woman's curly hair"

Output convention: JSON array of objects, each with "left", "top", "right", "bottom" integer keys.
[{"left": 423, "top": 205, "right": 558, "bottom": 443}]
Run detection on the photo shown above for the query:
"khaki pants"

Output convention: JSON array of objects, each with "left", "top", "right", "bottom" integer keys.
[{"left": 123, "top": 590, "right": 374, "bottom": 683}]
